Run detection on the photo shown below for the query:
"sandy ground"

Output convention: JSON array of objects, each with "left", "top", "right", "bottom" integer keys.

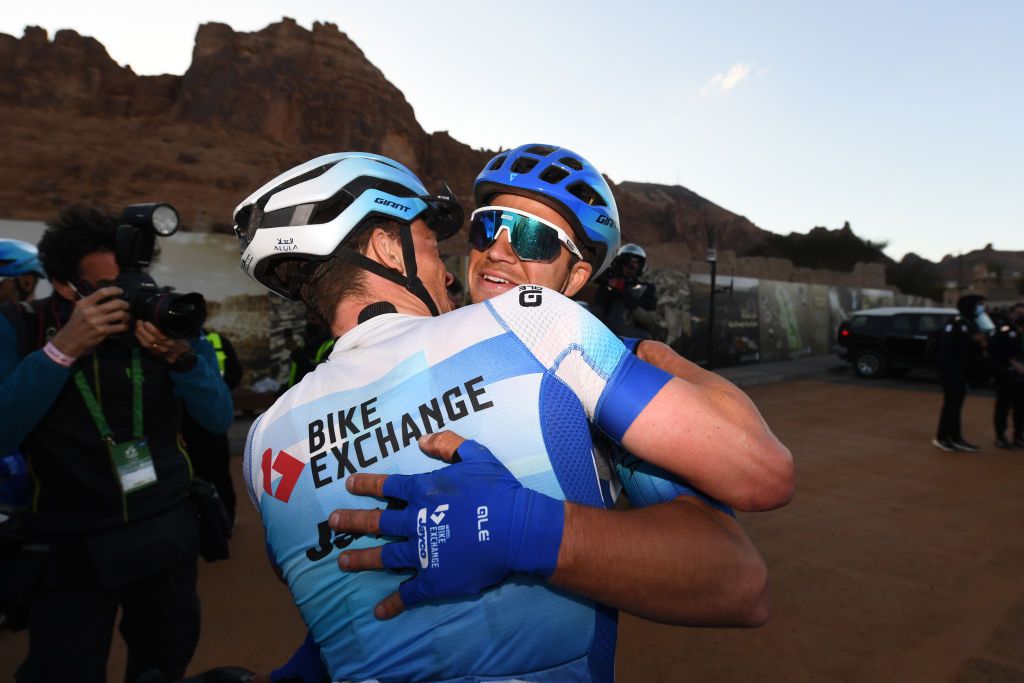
[{"left": 2, "top": 376, "right": 1023, "bottom": 682}]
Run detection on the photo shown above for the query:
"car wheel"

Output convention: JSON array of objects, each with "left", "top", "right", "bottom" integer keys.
[{"left": 853, "top": 349, "right": 888, "bottom": 378}]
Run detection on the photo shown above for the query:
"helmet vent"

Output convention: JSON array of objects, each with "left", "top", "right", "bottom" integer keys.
[
  {"left": 524, "top": 144, "right": 557, "bottom": 156},
  {"left": 566, "top": 181, "right": 606, "bottom": 207},
  {"left": 510, "top": 157, "right": 539, "bottom": 174},
  {"left": 559, "top": 157, "right": 583, "bottom": 171},
  {"left": 310, "top": 195, "right": 353, "bottom": 225},
  {"left": 488, "top": 155, "right": 508, "bottom": 171},
  {"left": 539, "top": 165, "right": 570, "bottom": 184}
]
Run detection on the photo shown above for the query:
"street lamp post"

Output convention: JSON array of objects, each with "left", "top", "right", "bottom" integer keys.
[{"left": 706, "top": 227, "right": 717, "bottom": 369}]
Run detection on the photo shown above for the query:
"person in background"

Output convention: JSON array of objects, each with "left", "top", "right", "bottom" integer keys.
[
  {"left": 283, "top": 312, "right": 335, "bottom": 391},
  {"left": 933, "top": 294, "right": 994, "bottom": 452},
  {"left": 590, "top": 242, "right": 665, "bottom": 341},
  {"left": 0, "top": 239, "right": 44, "bottom": 305},
  {"left": 0, "top": 239, "right": 45, "bottom": 509},
  {"left": 990, "top": 302, "right": 1024, "bottom": 449},
  {"left": 183, "top": 329, "right": 243, "bottom": 526}
]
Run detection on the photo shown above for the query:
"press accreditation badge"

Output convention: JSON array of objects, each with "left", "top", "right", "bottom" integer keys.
[{"left": 110, "top": 439, "right": 158, "bottom": 493}]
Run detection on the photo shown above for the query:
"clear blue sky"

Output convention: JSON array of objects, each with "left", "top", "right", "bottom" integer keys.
[{"left": 3, "top": 1, "right": 1022, "bottom": 261}]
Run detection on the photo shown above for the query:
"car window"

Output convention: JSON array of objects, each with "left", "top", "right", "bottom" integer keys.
[
  {"left": 917, "top": 315, "right": 945, "bottom": 334},
  {"left": 850, "top": 315, "right": 888, "bottom": 333},
  {"left": 891, "top": 315, "right": 915, "bottom": 332}
]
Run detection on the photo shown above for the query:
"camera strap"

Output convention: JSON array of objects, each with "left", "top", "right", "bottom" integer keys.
[{"left": 73, "top": 349, "right": 158, "bottom": 510}]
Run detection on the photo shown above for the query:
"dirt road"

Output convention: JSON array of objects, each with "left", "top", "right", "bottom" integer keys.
[{"left": 2, "top": 377, "right": 1022, "bottom": 681}]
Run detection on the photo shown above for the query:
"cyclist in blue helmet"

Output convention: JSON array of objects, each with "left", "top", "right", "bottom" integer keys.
[
  {"left": 0, "top": 238, "right": 45, "bottom": 304},
  {"left": 0, "top": 240, "right": 44, "bottom": 510},
  {"left": 461, "top": 143, "right": 793, "bottom": 626}
]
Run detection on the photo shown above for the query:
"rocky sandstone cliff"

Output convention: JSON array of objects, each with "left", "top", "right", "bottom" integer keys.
[{"left": 0, "top": 19, "right": 769, "bottom": 261}]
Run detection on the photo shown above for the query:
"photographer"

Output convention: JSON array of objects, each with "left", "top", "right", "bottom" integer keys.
[
  {"left": 590, "top": 242, "right": 665, "bottom": 341},
  {"left": 0, "top": 206, "right": 232, "bottom": 682}
]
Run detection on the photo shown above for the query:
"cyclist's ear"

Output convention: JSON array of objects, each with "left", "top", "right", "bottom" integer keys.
[{"left": 563, "top": 260, "right": 592, "bottom": 298}]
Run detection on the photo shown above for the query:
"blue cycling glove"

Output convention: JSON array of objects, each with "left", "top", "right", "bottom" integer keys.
[{"left": 375, "top": 439, "right": 564, "bottom": 609}]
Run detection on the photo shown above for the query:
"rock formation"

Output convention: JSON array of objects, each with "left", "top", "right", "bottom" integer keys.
[{"left": 0, "top": 19, "right": 768, "bottom": 261}]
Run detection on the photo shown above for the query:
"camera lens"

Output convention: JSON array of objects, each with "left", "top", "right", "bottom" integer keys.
[{"left": 151, "top": 292, "right": 206, "bottom": 339}]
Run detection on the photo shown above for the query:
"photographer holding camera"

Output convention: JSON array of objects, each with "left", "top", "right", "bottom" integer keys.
[{"left": 0, "top": 206, "right": 233, "bottom": 682}]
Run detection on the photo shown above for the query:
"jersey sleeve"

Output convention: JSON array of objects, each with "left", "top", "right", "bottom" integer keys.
[{"left": 486, "top": 286, "right": 672, "bottom": 442}]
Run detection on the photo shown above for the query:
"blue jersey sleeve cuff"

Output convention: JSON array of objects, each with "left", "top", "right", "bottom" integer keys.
[
  {"left": 595, "top": 353, "right": 672, "bottom": 443},
  {"left": 619, "top": 337, "right": 643, "bottom": 355}
]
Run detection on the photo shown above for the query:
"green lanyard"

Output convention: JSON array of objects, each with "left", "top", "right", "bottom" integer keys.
[{"left": 73, "top": 348, "right": 144, "bottom": 446}]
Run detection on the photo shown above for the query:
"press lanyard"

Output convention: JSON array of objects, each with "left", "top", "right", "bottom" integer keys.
[
  {"left": 73, "top": 348, "right": 157, "bottom": 509},
  {"left": 74, "top": 349, "right": 144, "bottom": 445}
]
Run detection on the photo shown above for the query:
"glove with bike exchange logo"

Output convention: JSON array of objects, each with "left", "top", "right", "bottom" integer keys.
[{"left": 373, "top": 440, "right": 564, "bottom": 609}]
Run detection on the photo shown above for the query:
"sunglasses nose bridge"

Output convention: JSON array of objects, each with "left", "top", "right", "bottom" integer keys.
[{"left": 486, "top": 228, "right": 520, "bottom": 262}]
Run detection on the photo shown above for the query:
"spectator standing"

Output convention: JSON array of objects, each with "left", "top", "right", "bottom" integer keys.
[
  {"left": 283, "top": 313, "right": 335, "bottom": 391},
  {"left": 182, "top": 329, "right": 242, "bottom": 526},
  {"left": 990, "top": 302, "right": 1024, "bottom": 448},
  {"left": 0, "top": 240, "right": 45, "bottom": 509},
  {"left": 933, "top": 294, "right": 994, "bottom": 452}
]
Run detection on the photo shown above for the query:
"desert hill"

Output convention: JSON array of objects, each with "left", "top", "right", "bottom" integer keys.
[{"left": 0, "top": 19, "right": 769, "bottom": 261}]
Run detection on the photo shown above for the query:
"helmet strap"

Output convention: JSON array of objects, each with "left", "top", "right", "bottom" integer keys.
[{"left": 333, "top": 222, "right": 441, "bottom": 317}]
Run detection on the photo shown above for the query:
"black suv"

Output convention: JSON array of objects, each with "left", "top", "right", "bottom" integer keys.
[{"left": 836, "top": 307, "right": 958, "bottom": 378}]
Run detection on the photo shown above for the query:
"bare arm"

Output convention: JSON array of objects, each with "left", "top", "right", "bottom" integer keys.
[
  {"left": 552, "top": 496, "right": 770, "bottom": 625},
  {"left": 620, "top": 341, "right": 794, "bottom": 511},
  {"left": 335, "top": 432, "right": 773, "bottom": 626}
]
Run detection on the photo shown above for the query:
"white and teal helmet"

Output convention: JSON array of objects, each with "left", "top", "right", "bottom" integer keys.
[{"left": 233, "top": 153, "right": 463, "bottom": 314}]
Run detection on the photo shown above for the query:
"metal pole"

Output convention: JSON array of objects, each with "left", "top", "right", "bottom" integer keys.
[
  {"left": 706, "top": 225, "right": 717, "bottom": 369},
  {"left": 708, "top": 258, "right": 717, "bottom": 368}
]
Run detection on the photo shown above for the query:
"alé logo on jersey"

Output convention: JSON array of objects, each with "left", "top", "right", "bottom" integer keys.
[
  {"left": 518, "top": 285, "right": 543, "bottom": 308},
  {"left": 262, "top": 448, "right": 305, "bottom": 503}
]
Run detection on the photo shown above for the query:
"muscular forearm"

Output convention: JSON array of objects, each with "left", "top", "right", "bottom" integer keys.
[
  {"left": 550, "top": 498, "right": 771, "bottom": 626},
  {"left": 632, "top": 341, "right": 794, "bottom": 511}
]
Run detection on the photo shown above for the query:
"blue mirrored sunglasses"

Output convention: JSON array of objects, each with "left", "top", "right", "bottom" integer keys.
[{"left": 468, "top": 206, "right": 583, "bottom": 262}]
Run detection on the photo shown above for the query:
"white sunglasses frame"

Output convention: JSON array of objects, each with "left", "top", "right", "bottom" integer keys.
[{"left": 470, "top": 205, "right": 583, "bottom": 261}]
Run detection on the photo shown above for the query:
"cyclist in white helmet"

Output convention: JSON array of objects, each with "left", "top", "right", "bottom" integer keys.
[{"left": 238, "top": 152, "right": 792, "bottom": 683}]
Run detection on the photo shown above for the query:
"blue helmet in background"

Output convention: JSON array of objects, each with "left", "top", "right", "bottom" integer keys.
[
  {"left": 0, "top": 239, "right": 45, "bottom": 278},
  {"left": 474, "top": 144, "right": 621, "bottom": 278}
]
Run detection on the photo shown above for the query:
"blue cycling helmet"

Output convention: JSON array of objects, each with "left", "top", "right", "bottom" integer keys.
[
  {"left": 233, "top": 152, "right": 463, "bottom": 315},
  {"left": 474, "top": 144, "right": 620, "bottom": 277},
  {"left": 0, "top": 239, "right": 45, "bottom": 278}
]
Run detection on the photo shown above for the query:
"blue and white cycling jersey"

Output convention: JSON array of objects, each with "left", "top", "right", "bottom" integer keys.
[{"left": 245, "top": 286, "right": 671, "bottom": 683}]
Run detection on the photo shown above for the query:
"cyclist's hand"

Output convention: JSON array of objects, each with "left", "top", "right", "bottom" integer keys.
[
  {"left": 328, "top": 430, "right": 565, "bottom": 620},
  {"left": 50, "top": 286, "right": 129, "bottom": 358}
]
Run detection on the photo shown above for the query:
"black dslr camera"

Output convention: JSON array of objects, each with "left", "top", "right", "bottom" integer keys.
[{"left": 111, "top": 203, "right": 206, "bottom": 339}]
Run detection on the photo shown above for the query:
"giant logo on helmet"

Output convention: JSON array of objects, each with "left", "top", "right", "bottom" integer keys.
[
  {"left": 374, "top": 197, "right": 412, "bottom": 213},
  {"left": 596, "top": 215, "right": 618, "bottom": 230}
]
